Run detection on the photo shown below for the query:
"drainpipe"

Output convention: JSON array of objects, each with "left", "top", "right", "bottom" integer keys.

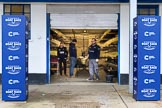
[{"left": 129, "top": 0, "right": 137, "bottom": 93}]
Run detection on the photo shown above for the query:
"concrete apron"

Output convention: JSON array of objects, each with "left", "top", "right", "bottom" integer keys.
[{"left": 0, "top": 83, "right": 162, "bottom": 108}]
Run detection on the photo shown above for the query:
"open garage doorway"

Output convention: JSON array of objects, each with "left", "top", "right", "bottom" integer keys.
[
  {"left": 50, "top": 29, "right": 118, "bottom": 83},
  {"left": 47, "top": 4, "right": 119, "bottom": 83}
]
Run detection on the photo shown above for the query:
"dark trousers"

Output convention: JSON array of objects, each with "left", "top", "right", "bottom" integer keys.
[{"left": 59, "top": 59, "right": 67, "bottom": 75}]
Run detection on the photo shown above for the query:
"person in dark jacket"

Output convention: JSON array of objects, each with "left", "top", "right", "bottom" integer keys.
[
  {"left": 57, "top": 41, "right": 68, "bottom": 76},
  {"left": 87, "top": 38, "right": 100, "bottom": 81},
  {"left": 69, "top": 39, "right": 77, "bottom": 77}
]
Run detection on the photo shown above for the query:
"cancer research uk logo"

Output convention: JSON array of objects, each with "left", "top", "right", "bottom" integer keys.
[
  {"left": 141, "top": 89, "right": 157, "bottom": 98},
  {"left": 142, "top": 17, "right": 157, "bottom": 27},
  {"left": 133, "top": 77, "right": 137, "bottom": 86},
  {"left": 134, "top": 67, "right": 137, "bottom": 72},
  {"left": 133, "top": 31, "right": 138, "bottom": 39},
  {"left": 5, "top": 17, "right": 21, "bottom": 27},
  {"left": 5, "top": 65, "right": 21, "bottom": 75},
  {"left": 133, "top": 21, "right": 137, "bottom": 27},
  {"left": 144, "top": 55, "right": 155, "bottom": 61},
  {"left": 8, "top": 31, "right": 20, "bottom": 37},
  {"left": 141, "top": 65, "right": 157, "bottom": 74},
  {"left": 8, "top": 79, "right": 20, "bottom": 85},
  {"left": 6, "top": 89, "right": 22, "bottom": 98},
  {"left": 144, "top": 79, "right": 155, "bottom": 84},
  {"left": 144, "top": 31, "right": 156, "bottom": 37},
  {"left": 133, "top": 54, "right": 138, "bottom": 62},
  {"left": 134, "top": 90, "right": 137, "bottom": 95},
  {"left": 141, "top": 41, "right": 157, "bottom": 50},
  {"left": 5, "top": 41, "right": 21, "bottom": 51},
  {"left": 8, "top": 55, "right": 20, "bottom": 61}
]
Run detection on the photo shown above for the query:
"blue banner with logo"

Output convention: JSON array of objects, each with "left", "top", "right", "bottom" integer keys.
[
  {"left": 2, "top": 15, "right": 28, "bottom": 101},
  {"left": 133, "top": 16, "right": 160, "bottom": 100}
]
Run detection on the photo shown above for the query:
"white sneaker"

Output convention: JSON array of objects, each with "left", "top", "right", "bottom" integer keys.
[{"left": 96, "top": 78, "right": 100, "bottom": 81}]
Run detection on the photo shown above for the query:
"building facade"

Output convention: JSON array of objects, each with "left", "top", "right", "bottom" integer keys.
[{"left": 0, "top": 0, "right": 162, "bottom": 84}]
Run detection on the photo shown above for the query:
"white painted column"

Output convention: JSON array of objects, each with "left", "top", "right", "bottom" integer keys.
[
  {"left": 0, "top": 4, "right": 3, "bottom": 74},
  {"left": 129, "top": 0, "right": 137, "bottom": 93},
  {"left": 30, "top": 3, "right": 47, "bottom": 74},
  {"left": 159, "top": 4, "right": 162, "bottom": 75},
  {"left": 120, "top": 4, "right": 130, "bottom": 76}
]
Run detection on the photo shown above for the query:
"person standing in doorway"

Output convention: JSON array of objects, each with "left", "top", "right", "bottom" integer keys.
[
  {"left": 57, "top": 41, "right": 68, "bottom": 76},
  {"left": 69, "top": 39, "right": 77, "bottom": 77},
  {"left": 87, "top": 38, "right": 100, "bottom": 81}
]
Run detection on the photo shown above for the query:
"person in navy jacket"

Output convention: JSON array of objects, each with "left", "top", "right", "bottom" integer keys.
[
  {"left": 87, "top": 38, "right": 100, "bottom": 80},
  {"left": 69, "top": 39, "right": 77, "bottom": 77},
  {"left": 57, "top": 41, "right": 68, "bottom": 76}
]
